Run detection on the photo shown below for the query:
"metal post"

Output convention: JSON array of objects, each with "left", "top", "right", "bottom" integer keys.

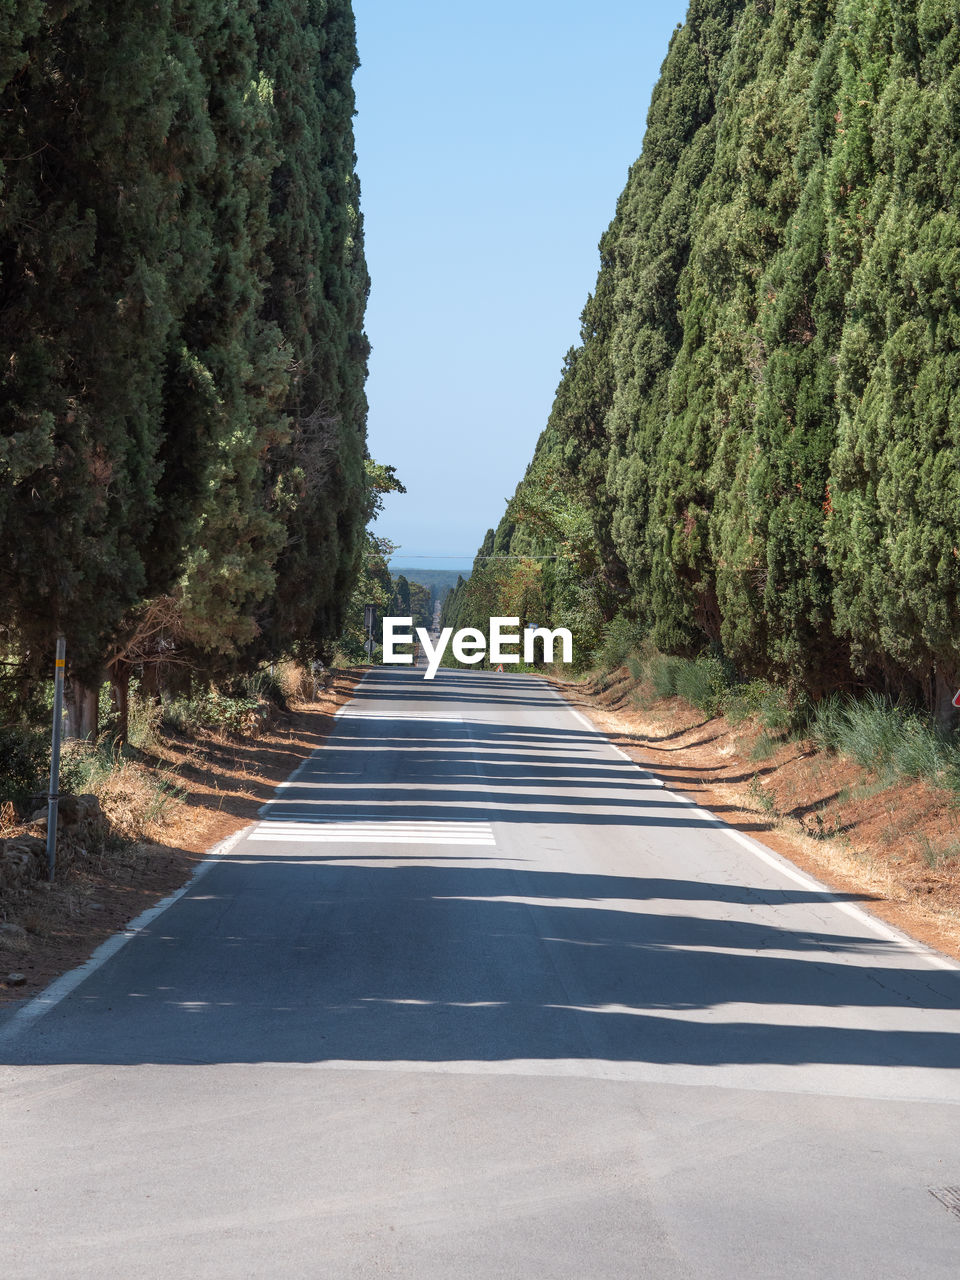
[
  {"left": 363, "top": 604, "right": 377, "bottom": 664},
  {"left": 46, "top": 636, "right": 66, "bottom": 882}
]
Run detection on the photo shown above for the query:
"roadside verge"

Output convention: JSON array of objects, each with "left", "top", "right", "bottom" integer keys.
[
  {"left": 0, "top": 670, "right": 362, "bottom": 1005},
  {"left": 549, "top": 669, "right": 960, "bottom": 966}
]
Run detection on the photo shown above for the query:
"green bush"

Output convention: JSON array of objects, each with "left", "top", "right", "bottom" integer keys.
[
  {"left": 807, "top": 690, "right": 960, "bottom": 794},
  {"left": 233, "top": 669, "right": 288, "bottom": 710},
  {"left": 836, "top": 692, "right": 904, "bottom": 771},
  {"left": 0, "top": 724, "right": 49, "bottom": 808},
  {"left": 648, "top": 654, "right": 683, "bottom": 698},
  {"left": 723, "top": 679, "right": 771, "bottom": 725},
  {"left": 594, "top": 615, "right": 641, "bottom": 672},
  {"left": 809, "top": 694, "right": 846, "bottom": 752},
  {"left": 891, "top": 716, "right": 946, "bottom": 780},
  {"left": 59, "top": 740, "right": 116, "bottom": 795},
  {"left": 163, "top": 689, "right": 265, "bottom": 737},
  {"left": 126, "top": 689, "right": 162, "bottom": 750},
  {"left": 673, "top": 656, "right": 731, "bottom": 718},
  {"left": 758, "top": 684, "right": 805, "bottom": 734},
  {"left": 625, "top": 653, "right": 645, "bottom": 681}
]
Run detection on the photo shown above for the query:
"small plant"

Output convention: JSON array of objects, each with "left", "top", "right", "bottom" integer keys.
[
  {"left": 674, "top": 657, "right": 723, "bottom": 717},
  {"left": 918, "top": 835, "right": 960, "bottom": 869},
  {"left": 891, "top": 716, "right": 946, "bottom": 780},
  {"left": 163, "top": 688, "right": 265, "bottom": 737},
  {"left": 807, "top": 809, "right": 844, "bottom": 841},
  {"left": 126, "top": 687, "right": 162, "bottom": 751},
  {"left": 748, "top": 773, "right": 776, "bottom": 814},
  {"left": 837, "top": 691, "right": 904, "bottom": 771},
  {"left": 749, "top": 730, "right": 782, "bottom": 762},
  {"left": 723, "top": 679, "right": 770, "bottom": 725},
  {"left": 233, "top": 669, "right": 288, "bottom": 710},
  {"left": 59, "top": 738, "right": 116, "bottom": 795},
  {"left": 759, "top": 684, "right": 802, "bottom": 733},
  {"left": 808, "top": 689, "right": 960, "bottom": 796}
]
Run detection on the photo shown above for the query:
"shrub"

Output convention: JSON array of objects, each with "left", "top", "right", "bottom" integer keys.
[
  {"left": 127, "top": 688, "right": 162, "bottom": 750},
  {"left": 625, "top": 653, "right": 645, "bottom": 681},
  {"left": 94, "top": 758, "right": 180, "bottom": 839},
  {"left": 892, "top": 716, "right": 946, "bottom": 780},
  {"left": 163, "top": 689, "right": 265, "bottom": 737},
  {"left": 648, "top": 654, "right": 683, "bottom": 698},
  {"left": 673, "top": 656, "right": 730, "bottom": 718},
  {"left": 835, "top": 692, "right": 904, "bottom": 771},
  {"left": 809, "top": 693, "right": 846, "bottom": 753},
  {"left": 276, "top": 661, "right": 318, "bottom": 704},
  {"left": 59, "top": 740, "right": 115, "bottom": 795},
  {"left": 234, "top": 669, "right": 288, "bottom": 710},
  {"left": 723, "top": 679, "right": 770, "bottom": 726},
  {"left": 808, "top": 690, "right": 960, "bottom": 794},
  {"left": 594, "top": 615, "right": 640, "bottom": 672},
  {"left": 0, "top": 724, "right": 49, "bottom": 808},
  {"left": 762, "top": 686, "right": 808, "bottom": 737}
]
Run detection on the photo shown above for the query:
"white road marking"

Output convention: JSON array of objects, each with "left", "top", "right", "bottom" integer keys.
[
  {"left": 550, "top": 681, "right": 960, "bottom": 973},
  {"left": 338, "top": 712, "right": 464, "bottom": 722},
  {"left": 0, "top": 825, "right": 252, "bottom": 1047},
  {"left": 249, "top": 819, "right": 496, "bottom": 846}
]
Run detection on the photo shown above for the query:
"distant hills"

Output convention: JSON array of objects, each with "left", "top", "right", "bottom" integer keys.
[{"left": 389, "top": 568, "right": 469, "bottom": 613}]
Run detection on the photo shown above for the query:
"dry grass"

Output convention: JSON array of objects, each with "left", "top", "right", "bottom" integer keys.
[
  {"left": 92, "top": 759, "right": 182, "bottom": 842},
  {"left": 276, "top": 660, "right": 319, "bottom": 705}
]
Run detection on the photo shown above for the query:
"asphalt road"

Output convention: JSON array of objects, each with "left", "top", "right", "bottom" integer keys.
[{"left": 2, "top": 667, "right": 960, "bottom": 1277}]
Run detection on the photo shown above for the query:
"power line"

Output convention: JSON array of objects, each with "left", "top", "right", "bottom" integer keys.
[{"left": 384, "top": 553, "right": 566, "bottom": 561}]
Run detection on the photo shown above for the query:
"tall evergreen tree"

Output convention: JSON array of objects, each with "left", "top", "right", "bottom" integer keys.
[
  {"left": 607, "top": 0, "right": 747, "bottom": 652},
  {"left": 826, "top": 0, "right": 960, "bottom": 719},
  {"left": 254, "top": 0, "right": 370, "bottom": 661},
  {"left": 0, "top": 1, "right": 212, "bottom": 729}
]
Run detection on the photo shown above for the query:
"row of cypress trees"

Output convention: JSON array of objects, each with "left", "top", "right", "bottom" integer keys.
[
  {"left": 464, "top": 0, "right": 960, "bottom": 722},
  {"left": 0, "top": 1, "right": 368, "bottom": 733}
]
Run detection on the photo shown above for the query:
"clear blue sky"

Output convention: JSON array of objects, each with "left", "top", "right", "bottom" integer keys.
[{"left": 353, "top": 0, "right": 691, "bottom": 571}]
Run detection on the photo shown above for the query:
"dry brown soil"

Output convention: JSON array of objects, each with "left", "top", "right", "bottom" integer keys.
[
  {"left": 552, "top": 668, "right": 960, "bottom": 963},
  {"left": 0, "top": 670, "right": 361, "bottom": 1005}
]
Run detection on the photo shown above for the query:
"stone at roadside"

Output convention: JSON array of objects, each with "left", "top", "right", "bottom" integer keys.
[
  {"left": 0, "top": 923, "right": 28, "bottom": 941},
  {"left": 4, "top": 973, "right": 26, "bottom": 987},
  {"left": 29, "top": 793, "right": 103, "bottom": 829},
  {"left": 0, "top": 836, "right": 47, "bottom": 891},
  {"left": 59, "top": 794, "right": 103, "bottom": 826}
]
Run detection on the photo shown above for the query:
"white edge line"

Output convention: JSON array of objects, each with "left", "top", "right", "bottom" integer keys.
[
  {"left": 258, "top": 671, "right": 373, "bottom": 814},
  {"left": 545, "top": 678, "right": 960, "bottom": 973},
  {"left": 0, "top": 824, "right": 253, "bottom": 1048}
]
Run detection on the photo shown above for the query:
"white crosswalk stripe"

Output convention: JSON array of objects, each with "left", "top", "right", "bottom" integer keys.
[{"left": 248, "top": 819, "right": 496, "bottom": 846}]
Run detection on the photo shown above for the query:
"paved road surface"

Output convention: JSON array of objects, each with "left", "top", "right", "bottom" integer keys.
[{"left": 2, "top": 668, "right": 960, "bottom": 1277}]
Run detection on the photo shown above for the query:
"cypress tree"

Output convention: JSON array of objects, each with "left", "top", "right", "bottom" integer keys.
[
  {"left": 254, "top": 0, "right": 370, "bottom": 661},
  {"left": 172, "top": 2, "right": 288, "bottom": 663},
  {"left": 606, "top": 0, "right": 747, "bottom": 652},
  {"left": 0, "top": 1, "right": 212, "bottom": 729},
  {"left": 827, "top": 0, "right": 960, "bottom": 719},
  {"left": 674, "top": 0, "right": 842, "bottom": 687}
]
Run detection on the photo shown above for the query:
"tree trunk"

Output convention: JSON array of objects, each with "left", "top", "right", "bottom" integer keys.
[
  {"left": 111, "top": 664, "right": 130, "bottom": 744},
  {"left": 932, "top": 665, "right": 958, "bottom": 732},
  {"left": 64, "top": 678, "right": 99, "bottom": 741},
  {"left": 140, "top": 662, "right": 161, "bottom": 706}
]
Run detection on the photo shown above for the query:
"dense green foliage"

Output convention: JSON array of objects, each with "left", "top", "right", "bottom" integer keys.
[
  {"left": 0, "top": 1, "right": 370, "bottom": 730},
  {"left": 472, "top": 0, "right": 960, "bottom": 723}
]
